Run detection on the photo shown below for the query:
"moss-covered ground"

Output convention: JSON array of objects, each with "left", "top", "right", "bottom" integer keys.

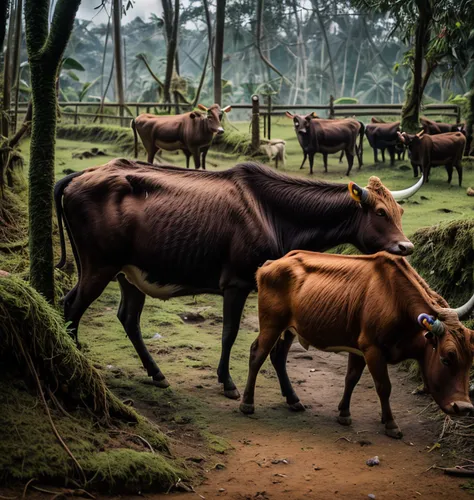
[{"left": 2, "top": 117, "right": 473, "bottom": 494}]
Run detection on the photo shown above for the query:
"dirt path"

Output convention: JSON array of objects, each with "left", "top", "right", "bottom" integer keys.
[{"left": 145, "top": 342, "right": 471, "bottom": 500}]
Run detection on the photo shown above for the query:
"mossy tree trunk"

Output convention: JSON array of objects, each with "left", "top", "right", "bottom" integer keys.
[
  {"left": 25, "top": 0, "right": 82, "bottom": 303},
  {"left": 401, "top": 0, "right": 432, "bottom": 133},
  {"left": 163, "top": 0, "right": 179, "bottom": 105},
  {"left": 2, "top": 1, "right": 15, "bottom": 137},
  {"left": 112, "top": 0, "right": 125, "bottom": 124},
  {"left": 467, "top": 78, "right": 474, "bottom": 155},
  {"left": 213, "top": 0, "right": 226, "bottom": 105}
]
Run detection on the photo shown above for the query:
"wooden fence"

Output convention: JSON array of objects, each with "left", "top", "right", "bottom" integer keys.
[{"left": 12, "top": 95, "right": 461, "bottom": 150}]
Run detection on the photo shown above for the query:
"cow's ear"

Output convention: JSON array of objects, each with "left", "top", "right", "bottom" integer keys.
[
  {"left": 311, "top": 112, "right": 318, "bottom": 118},
  {"left": 285, "top": 111, "right": 294, "bottom": 119},
  {"left": 397, "top": 131, "right": 405, "bottom": 143},
  {"left": 222, "top": 105, "right": 231, "bottom": 113},
  {"left": 348, "top": 182, "right": 368, "bottom": 204}
]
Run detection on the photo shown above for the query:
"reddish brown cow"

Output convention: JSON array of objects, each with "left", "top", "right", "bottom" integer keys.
[
  {"left": 55, "top": 161, "right": 422, "bottom": 399},
  {"left": 286, "top": 112, "right": 363, "bottom": 175},
  {"left": 132, "top": 103, "right": 231, "bottom": 169},
  {"left": 240, "top": 251, "right": 474, "bottom": 438},
  {"left": 398, "top": 131, "right": 466, "bottom": 186},
  {"left": 421, "top": 117, "right": 465, "bottom": 135}
]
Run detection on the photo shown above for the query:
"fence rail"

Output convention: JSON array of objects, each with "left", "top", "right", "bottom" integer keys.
[{"left": 12, "top": 95, "right": 462, "bottom": 145}]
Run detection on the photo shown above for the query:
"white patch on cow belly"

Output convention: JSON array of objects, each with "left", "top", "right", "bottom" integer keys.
[
  {"left": 321, "top": 346, "right": 364, "bottom": 356},
  {"left": 121, "top": 265, "right": 183, "bottom": 299},
  {"left": 154, "top": 140, "right": 185, "bottom": 151}
]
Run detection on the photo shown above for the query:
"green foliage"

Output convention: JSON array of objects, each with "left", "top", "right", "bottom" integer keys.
[
  {"left": 411, "top": 219, "right": 474, "bottom": 305},
  {"left": 334, "top": 97, "right": 359, "bottom": 104}
]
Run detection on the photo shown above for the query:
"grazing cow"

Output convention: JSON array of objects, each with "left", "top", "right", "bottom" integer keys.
[
  {"left": 131, "top": 103, "right": 231, "bottom": 169},
  {"left": 240, "top": 251, "right": 474, "bottom": 438},
  {"left": 259, "top": 139, "right": 286, "bottom": 168},
  {"left": 366, "top": 118, "right": 405, "bottom": 165},
  {"left": 286, "top": 112, "right": 363, "bottom": 175},
  {"left": 398, "top": 131, "right": 466, "bottom": 186},
  {"left": 55, "top": 160, "right": 422, "bottom": 399},
  {"left": 421, "top": 117, "right": 465, "bottom": 136}
]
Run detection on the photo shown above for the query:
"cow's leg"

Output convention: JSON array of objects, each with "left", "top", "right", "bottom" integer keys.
[
  {"left": 116, "top": 274, "right": 169, "bottom": 388},
  {"left": 299, "top": 152, "right": 307, "bottom": 169},
  {"left": 364, "top": 345, "right": 402, "bottom": 439},
  {"left": 445, "top": 164, "right": 453, "bottom": 184},
  {"left": 217, "top": 287, "right": 251, "bottom": 399},
  {"left": 412, "top": 162, "right": 419, "bottom": 178},
  {"left": 201, "top": 146, "right": 209, "bottom": 170},
  {"left": 388, "top": 146, "right": 395, "bottom": 166},
  {"left": 308, "top": 153, "right": 315, "bottom": 175},
  {"left": 337, "top": 353, "right": 366, "bottom": 425},
  {"left": 147, "top": 148, "right": 157, "bottom": 164},
  {"left": 269, "top": 330, "right": 304, "bottom": 411},
  {"left": 345, "top": 152, "right": 354, "bottom": 176},
  {"left": 423, "top": 165, "right": 430, "bottom": 183},
  {"left": 64, "top": 266, "right": 118, "bottom": 345},
  {"left": 456, "top": 164, "right": 463, "bottom": 187},
  {"left": 184, "top": 150, "right": 192, "bottom": 169},
  {"left": 339, "top": 150, "right": 344, "bottom": 163},
  {"left": 373, "top": 148, "right": 378, "bottom": 163},
  {"left": 381, "top": 148, "right": 385, "bottom": 163},
  {"left": 240, "top": 324, "right": 284, "bottom": 414},
  {"left": 322, "top": 153, "right": 328, "bottom": 173},
  {"left": 191, "top": 148, "right": 201, "bottom": 169}
]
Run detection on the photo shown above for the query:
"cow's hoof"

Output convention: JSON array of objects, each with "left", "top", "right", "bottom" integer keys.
[
  {"left": 152, "top": 376, "right": 170, "bottom": 388},
  {"left": 288, "top": 401, "right": 306, "bottom": 412},
  {"left": 337, "top": 415, "right": 352, "bottom": 426},
  {"left": 224, "top": 388, "right": 241, "bottom": 400},
  {"left": 240, "top": 403, "right": 255, "bottom": 415},
  {"left": 385, "top": 427, "right": 403, "bottom": 439}
]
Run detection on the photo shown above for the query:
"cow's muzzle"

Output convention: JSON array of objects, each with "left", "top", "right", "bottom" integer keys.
[
  {"left": 387, "top": 241, "right": 414, "bottom": 256},
  {"left": 216, "top": 127, "right": 224, "bottom": 135},
  {"left": 450, "top": 401, "right": 474, "bottom": 416}
]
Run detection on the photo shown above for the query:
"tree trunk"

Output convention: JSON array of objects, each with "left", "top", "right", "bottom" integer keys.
[
  {"left": 213, "top": 0, "right": 226, "bottom": 105},
  {"left": 319, "top": 41, "right": 324, "bottom": 104},
  {"left": 25, "top": 0, "right": 82, "bottom": 302},
  {"left": 203, "top": 0, "right": 213, "bottom": 73},
  {"left": 100, "top": 14, "right": 111, "bottom": 99},
  {"left": 2, "top": 2, "right": 15, "bottom": 137},
  {"left": 163, "top": 0, "right": 179, "bottom": 104},
  {"left": 340, "top": 25, "right": 352, "bottom": 97},
  {"left": 193, "top": 44, "right": 210, "bottom": 107},
  {"left": 0, "top": 0, "right": 10, "bottom": 61},
  {"left": 112, "top": 0, "right": 125, "bottom": 123},
  {"left": 401, "top": 0, "right": 432, "bottom": 132},
  {"left": 351, "top": 43, "right": 362, "bottom": 97},
  {"left": 466, "top": 77, "right": 474, "bottom": 155},
  {"left": 11, "top": 0, "right": 23, "bottom": 132}
]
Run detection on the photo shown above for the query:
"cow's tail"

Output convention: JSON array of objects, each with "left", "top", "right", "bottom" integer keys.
[
  {"left": 131, "top": 118, "right": 138, "bottom": 158},
  {"left": 358, "top": 121, "right": 364, "bottom": 166},
  {"left": 54, "top": 171, "right": 84, "bottom": 269}
]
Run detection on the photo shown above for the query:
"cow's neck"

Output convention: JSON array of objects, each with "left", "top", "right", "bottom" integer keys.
[{"left": 246, "top": 171, "right": 360, "bottom": 254}]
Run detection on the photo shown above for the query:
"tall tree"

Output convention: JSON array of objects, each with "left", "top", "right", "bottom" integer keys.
[
  {"left": 112, "top": 0, "right": 125, "bottom": 122},
  {"left": 11, "top": 0, "right": 23, "bottom": 132},
  {"left": 25, "top": 0, "right": 82, "bottom": 302},
  {"left": 2, "top": 1, "right": 15, "bottom": 137},
  {"left": 163, "top": 0, "right": 179, "bottom": 104},
  {"left": 213, "top": 0, "right": 225, "bottom": 105}
]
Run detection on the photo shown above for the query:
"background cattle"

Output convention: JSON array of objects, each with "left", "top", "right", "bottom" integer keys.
[
  {"left": 399, "top": 131, "right": 466, "bottom": 186},
  {"left": 55, "top": 161, "right": 422, "bottom": 400},
  {"left": 132, "top": 103, "right": 231, "bottom": 169},
  {"left": 365, "top": 117, "right": 405, "bottom": 165},
  {"left": 286, "top": 112, "right": 363, "bottom": 175},
  {"left": 259, "top": 139, "right": 286, "bottom": 168},
  {"left": 421, "top": 117, "right": 466, "bottom": 135},
  {"left": 240, "top": 251, "right": 474, "bottom": 438}
]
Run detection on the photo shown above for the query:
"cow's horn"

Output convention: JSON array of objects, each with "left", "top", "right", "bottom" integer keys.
[
  {"left": 416, "top": 129, "right": 424, "bottom": 137},
  {"left": 197, "top": 104, "right": 208, "bottom": 111},
  {"left": 222, "top": 105, "right": 232, "bottom": 113},
  {"left": 453, "top": 293, "right": 474, "bottom": 320},
  {"left": 390, "top": 175, "right": 424, "bottom": 201}
]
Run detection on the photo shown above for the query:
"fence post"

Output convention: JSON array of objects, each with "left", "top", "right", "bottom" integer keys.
[
  {"left": 251, "top": 94, "right": 260, "bottom": 151},
  {"left": 74, "top": 104, "right": 78, "bottom": 125},
  {"left": 267, "top": 94, "right": 272, "bottom": 140},
  {"left": 456, "top": 105, "right": 461, "bottom": 124},
  {"left": 329, "top": 95, "right": 335, "bottom": 119}
]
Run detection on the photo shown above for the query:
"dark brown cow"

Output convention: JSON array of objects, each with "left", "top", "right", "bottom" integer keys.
[
  {"left": 398, "top": 131, "right": 466, "bottom": 186},
  {"left": 286, "top": 112, "right": 363, "bottom": 175},
  {"left": 366, "top": 118, "right": 405, "bottom": 165},
  {"left": 240, "top": 251, "right": 474, "bottom": 438},
  {"left": 55, "top": 160, "right": 422, "bottom": 399},
  {"left": 131, "top": 103, "right": 231, "bottom": 169},
  {"left": 421, "top": 117, "right": 465, "bottom": 135}
]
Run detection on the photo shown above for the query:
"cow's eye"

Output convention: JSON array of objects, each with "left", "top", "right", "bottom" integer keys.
[
  {"left": 441, "top": 357, "right": 450, "bottom": 367},
  {"left": 376, "top": 208, "right": 387, "bottom": 217}
]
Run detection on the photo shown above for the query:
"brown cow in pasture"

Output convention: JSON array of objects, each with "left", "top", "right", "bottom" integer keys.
[
  {"left": 421, "top": 117, "right": 465, "bottom": 136},
  {"left": 286, "top": 112, "right": 363, "bottom": 175},
  {"left": 55, "top": 160, "right": 422, "bottom": 399},
  {"left": 366, "top": 117, "right": 405, "bottom": 165},
  {"left": 240, "top": 251, "right": 474, "bottom": 438},
  {"left": 398, "top": 131, "right": 466, "bottom": 186},
  {"left": 131, "top": 103, "right": 231, "bottom": 169}
]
